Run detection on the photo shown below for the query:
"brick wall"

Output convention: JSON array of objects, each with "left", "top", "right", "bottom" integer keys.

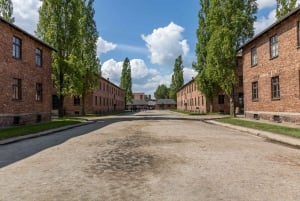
[
  {"left": 0, "top": 19, "right": 53, "bottom": 127},
  {"left": 242, "top": 11, "right": 300, "bottom": 123}
]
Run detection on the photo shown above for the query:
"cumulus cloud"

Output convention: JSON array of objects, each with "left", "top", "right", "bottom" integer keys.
[
  {"left": 257, "top": 0, "right": 276, "bottom": 10},
  {"left": 97, "top": 37, "right": 117, "bottom": 55},
  {"left": 183, "top": 67, "right": 197, "bottom": 84},
  {"left": 101, "top": 58, "right": 172, "bottom": 95},
  {"left": 141, "top": 22, "right": 190, "bottom": 66},
  {"left": 254, "top": 9, "right": 276, "bottom": 34},
  {"left": 12, "top": 0, "right": 42, "bottom": 34}
]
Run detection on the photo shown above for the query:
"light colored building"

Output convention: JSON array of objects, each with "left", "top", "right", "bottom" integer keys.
[
  {"left": 240, "top": 7, "right": 300, "bottom": 123},
  {"left": 0, "top": 17, "right": 54, "bottom": 127}
]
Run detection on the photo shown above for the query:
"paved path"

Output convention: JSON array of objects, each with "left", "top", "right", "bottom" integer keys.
[{"left": 1, "top": 110, "right": 300, "bottom": 201}]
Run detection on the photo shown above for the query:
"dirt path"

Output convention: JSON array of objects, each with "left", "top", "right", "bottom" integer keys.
[{"left": 1, "top": 111, "right": 300, "bottom": 200}]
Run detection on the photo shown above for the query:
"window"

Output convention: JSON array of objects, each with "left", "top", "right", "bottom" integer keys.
[
  {"left": 36, "top": 83, "right": 43, "bottom": 102},
  {"left": 35, "top": 48, "right": 42, "bottom": 66},
  {"left": 270, "top": 35, "right": 278, "bottom": 58},
  {"left": 95, "top": 96, "right": 97, "bottom": 105},
  {"left": 74, "top": 96, "right": 80, "bottom": 105},
  {"left": 13, "top": 36, "right": 21, "bottom": 59},
  {"left": 12, "top": 78, "right": 22, "bottom": 100},
  {"left": 251, "top": 47, "right": 257, "bottom": 66},
  {"left": 271, "top": 76, "right": 280, "bottom": 99},
  {"left": 252, "top": 81, "right": 258, "bottom": 101},
  {"left": 298, "top": 21, "right": 300, "bottom": 47},
  {"left": 218, "top": 95, "right": 225, "bottom": 104},
  {"left": 239, "top": 76, "right": 243, "bottom": 87}
]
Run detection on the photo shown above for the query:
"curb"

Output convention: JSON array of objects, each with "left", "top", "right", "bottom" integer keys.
[
  {"left": 205, "top": 120, "right": 300, "bottom": 149},
  {"left": 0, "top": 121, "right": 95, "bottom": 145}
]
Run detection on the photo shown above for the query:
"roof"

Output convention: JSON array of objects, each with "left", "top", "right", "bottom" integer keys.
[
  {"left": 0, "top": 16, "right": 56, "bottom": 51},
  {"left": 177, "top": 78, "right": 195, "bottom": 92},
  {"left": 239, "top": 5, "right": 300, "bottom": 49},
  {"left": 100, "top": 77, "right": 125, "bottom": 91},
  {"left": 127, "top": 99, "right": 148, "bottom": 106},
  {"left": 156, "top": 99, "right": 176, "bottom": 105}
]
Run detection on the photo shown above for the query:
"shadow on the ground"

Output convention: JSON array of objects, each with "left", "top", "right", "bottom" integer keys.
[{"left": 0, "top": 114, "right": 222, "bottom": 169}]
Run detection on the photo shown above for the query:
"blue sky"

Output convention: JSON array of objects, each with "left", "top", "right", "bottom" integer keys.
[{"left": 11, "top": 0, "right": 289, "bottom": 96}]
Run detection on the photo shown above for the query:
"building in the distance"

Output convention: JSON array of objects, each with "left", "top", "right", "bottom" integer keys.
[
  {"left": 62, "top": 77, "right": 125, "bottom": 115},
  {"left": 0, "top": 17, "right": 54, "bottom": 127},
  {"left": 240, "top": 7, "right": 300, "bottom": 123}
]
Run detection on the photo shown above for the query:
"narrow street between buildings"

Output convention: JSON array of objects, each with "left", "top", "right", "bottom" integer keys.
[{"left": 1, "top": 110, "right": 300, "bottom": 201}]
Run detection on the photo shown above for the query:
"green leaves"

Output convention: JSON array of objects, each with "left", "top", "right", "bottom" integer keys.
[
  {"left": 120, "top": 57, "right": 133, "bottom": 103},
  {"left": 154, "top": 84, "right": 169, "bottom": 99},
  {"left": 169, "top": 55, "right": 184, "bottom": 100},
  {"left": 276, "top": 0, "right": 297, "bottom": 18},
  {"left": 0, "top": 0, "right": 14, "bottom": 23}
]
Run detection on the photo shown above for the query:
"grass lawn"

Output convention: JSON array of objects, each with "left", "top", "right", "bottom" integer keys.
[
  {"left": 0, "top": 118, "right": 84, "bottom": 140},
  {"left": 171, "top": 109, "right": 207, "bottom": 115},
  {"left": 217, "top": 118, "right": 300, "bottom": 138}
]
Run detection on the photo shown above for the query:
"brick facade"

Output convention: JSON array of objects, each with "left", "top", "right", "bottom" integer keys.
[
  {"left": 241, "top": 8, "right": 300, "bottom": 123},
  {"left": 0, "top": 17, "right": 54, "bottom": 127},
  {"left": 63, "top": 77, "right": 125, "bottom": 115}
]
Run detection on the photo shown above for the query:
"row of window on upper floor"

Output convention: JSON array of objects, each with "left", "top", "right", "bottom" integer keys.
[
  {"left": 12, "top": 36, "right": 43, "bottom": 67},
  {"left": 250, "top": 21, "right": 300, "bottom": 66}
]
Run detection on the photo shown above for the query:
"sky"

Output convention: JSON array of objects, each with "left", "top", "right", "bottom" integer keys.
[{"left": 10, "top": 0, "right": 299, "bottom": 96}]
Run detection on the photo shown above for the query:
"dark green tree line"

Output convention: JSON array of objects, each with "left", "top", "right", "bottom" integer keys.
[
  {"left": 276, "top": 0, "right": 298, "bottom": 18},
  {"left": 0, "top": 0, "right": 14, "bottom": 23},
  {"left": 169, "top": 55, "right": 184, "bottom": 100},
  {"left": 120, "top": 57, "right": 133, "bottom": 104},
  {"left": 154, "top": 84, "right": 169, "bottom": 99}
]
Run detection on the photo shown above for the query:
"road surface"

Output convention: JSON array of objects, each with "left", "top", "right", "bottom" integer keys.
[{"left": 1, "top": 110, "right": 300, "bottom": 201}]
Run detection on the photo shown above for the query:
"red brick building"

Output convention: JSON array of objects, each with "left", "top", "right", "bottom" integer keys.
[
  {"left": 0, "top": 17, "right": 54, "bottom": 127},
  {"left": 177, "top": 58, "right": 244, "bottom": 114},
  {"left": 63, "top": 77, "right": 125, "bottom": 115},
  {"left": 241, "top": 7, "right": 300, "bottom": 123}
]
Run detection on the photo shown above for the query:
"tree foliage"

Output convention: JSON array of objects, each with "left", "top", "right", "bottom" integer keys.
[
  {"left": 276, "top": 0, "right": 297, "bottom": 18},
  {"left": 194, "top": 0, "right": 257, "bottom": 115},
  {"left": 0, "top": 0, "right": 14, "bottom": 23},
  {"left": 36, "top": 0, "right": 98, "bottom": 116},
  {"left": 154, "top": 84, "right": 169, "bottom": 99},
  {"left": 120, "top": 57, "right": 133, "bottom": 103},
  {"left": 169, "top": 55, "right": 184, "bottom": 100}
]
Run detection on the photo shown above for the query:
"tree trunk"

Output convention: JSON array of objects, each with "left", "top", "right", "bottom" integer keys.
[{"left": 58, "top": 94, "right": 64, "bottom": 117}]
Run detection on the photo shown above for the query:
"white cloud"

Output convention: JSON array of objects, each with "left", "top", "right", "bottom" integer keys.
[
  {"left": 254, "top": 9, "right": 276, "bottom": 34},
  {"left": 141, "top": 22, "right": 190, "bottom": 66},
  {"left": 183, "top": 67, "right": 197, "bottom": 84},
  {"left": 12, "top": 0, "right": 41, "bottom": 34},
  {"left": 101, "top": 58, "right": 171, "bottom": 96},
  {"left": 97, "top": 37, "right": 117, "bottom": 55},
  {"left": 257, "top": 0, "right": 276, "bottom": 10}
]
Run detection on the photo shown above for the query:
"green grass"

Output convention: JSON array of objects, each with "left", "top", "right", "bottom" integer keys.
[
  {"left": 217, "top": 118, "right": 300, "bottom": 138},
  {"left": 171, "top": 109, "right": 207, "bottom": 115},
  {"left": 0, "top": 119, "right": 83, "bottom": 140}
]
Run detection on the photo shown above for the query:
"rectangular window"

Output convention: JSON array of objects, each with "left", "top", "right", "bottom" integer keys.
[
  {"left": 251, "top": 47, "right": 257, "bottom": 66},
  {"left": 270, "top": 35, "right": 278, "bottom": 58},
  {"left": 95, "top": 96, "right": 97, "bottom": 105},
  {"left": 297, "top": 21, "right": 300, "bottom": 47},
  {"left": 271, "top": 76, "right": 280, "bottom": 99},
  {"left": 74, "top": 96, "right": 80, "bottom": 105},
  {"left": 35, "top": 48, "right": 42, "bottom": 66},
  {"left": 252, "top": 81, "right": 258, "bottom": 101},
  {"left": 218, "top": 95, "right": 225, "bottom": 104},
  {"left": 36, "top": 83, "right": 43, "bottom": 102},
  {"left": 13, "top": 36, "right": 22, "bottom": 59},
  {"left": 12, "top": 78, "right": 22, "bottom": 100}
]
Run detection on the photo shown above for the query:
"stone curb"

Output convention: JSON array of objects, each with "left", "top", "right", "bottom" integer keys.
[
  {"left": 205, "top": 120, "right": 300, "bottom": 149},
  {"left": 0, "top": 121, "right": 95, "bottom": 145}
]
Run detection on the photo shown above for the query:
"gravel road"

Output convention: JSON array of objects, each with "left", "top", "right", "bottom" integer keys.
[{"left": 1, "top": 110, "right": 300, "bottom": 201}]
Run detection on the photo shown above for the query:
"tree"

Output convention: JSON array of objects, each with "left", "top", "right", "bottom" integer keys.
[
  {"left": 194, "top": 0, "right": 257, "bottom": 116},
  {"left": 0, "top": 0, "right": 14, "bottom": 23},
  {"left": 193, "top": 0, "right": 220, "bottom": 112},
  {"left": 276, "top": 0, "right": 297, "bottom": 18},
  {"left": 154, "top": 84, "right": 169, "bottom": 99},
  {"left": 120, "top": 57, "right": 133, "bottom": 103},
  {"left": 169, "top": 55, "right": 184, "bottom": 100},
  {"left": 75, "top": 0, "right": 100, "bottom": 115},
  {"left": 36, "top": 0, "right": 83, "bottom": 117}
]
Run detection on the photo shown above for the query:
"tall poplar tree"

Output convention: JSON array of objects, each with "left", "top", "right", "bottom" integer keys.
[
  {"left": 195, "top": 0, "right": 257, "bottom": 115},
  {"left": 36, "top": 0, "right": 82, "bottom": 117},
  {"left": 0, "top": 0, "right": 14, "bottom": 23},
  {"left": 276, "top": 0, "right": 297, "bottom": 18},
  {"left": 120, "top": 57, "right": 133, "bottom": 104},
  {"left": 169, "top": 55, "right": 184, "bottom": 100},
  {"left": 75, "top": 0, "right": 100, "bottom": 115}
]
